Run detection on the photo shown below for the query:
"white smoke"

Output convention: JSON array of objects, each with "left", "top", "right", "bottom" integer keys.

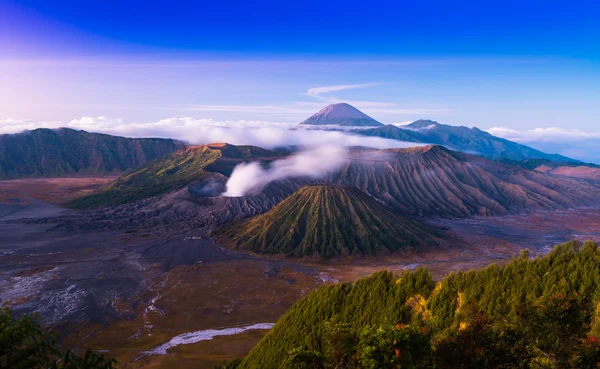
[{"left": 222, "top": 146, "right": 348, "bottom": 197}]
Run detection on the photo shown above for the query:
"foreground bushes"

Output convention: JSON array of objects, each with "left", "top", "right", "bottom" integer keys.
[
  {"left": 0, "top": 308, "right": 116, "bottom": 369},
  {"left": 223, "top": 240, "right": 600, "bottom": 368}
]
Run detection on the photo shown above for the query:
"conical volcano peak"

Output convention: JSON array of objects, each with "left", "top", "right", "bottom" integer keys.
[
  {"left": 315, "top": 103, "right": 370, "bottom": 119},
  {"left": 216, "top": 185, "right": 438, "bottom": 258},
  {"left": 300, "top": 103, "right": 384, "bottom": 127}
]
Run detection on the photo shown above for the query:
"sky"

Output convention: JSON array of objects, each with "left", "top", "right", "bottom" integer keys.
[{"left": 1, "top": 0, "right": 600, "bottom": 161}]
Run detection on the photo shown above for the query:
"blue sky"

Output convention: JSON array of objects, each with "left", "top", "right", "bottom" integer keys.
[{"left": 1, "top": 0, "right": 600, "bottom": 161}]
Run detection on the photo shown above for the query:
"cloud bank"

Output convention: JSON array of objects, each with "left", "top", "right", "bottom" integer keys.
[
  {"left": 488, "top": 126, "right": 600, "bottom": 164},
  {"left": 223, "top": 146, "right": 347, "bottom": 196},
  {"left": 487, "top": 127, "right": 600, "bottom": 142},
  {"left": 0, "top": 116, "right": 421, "bottom": 150}
]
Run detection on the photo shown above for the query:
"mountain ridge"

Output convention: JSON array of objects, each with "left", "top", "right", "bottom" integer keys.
[
  {"left": 69, "top": 143, "right": 600, "bottom": 218},
  {"left": 68, "top": 143, "right": 287, "bottom": 209},
  {"left": 329, "top": 144, "right": 600, "bottom": 217},
  {"left": 356, "top": 121, "right": 576, "bottom": 162},
  {"left": 0, "top": 128, "right": 183, "bottom": 179}
]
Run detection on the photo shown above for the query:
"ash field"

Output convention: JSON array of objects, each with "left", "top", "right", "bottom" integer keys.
[{"left": 2, "top": 171, "right": 600, "bottom": 368}]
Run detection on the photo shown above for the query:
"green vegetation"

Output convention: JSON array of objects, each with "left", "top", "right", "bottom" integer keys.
[
  {"left": 0, "top": 307, "right": 116, "bottom": 369},
  {"left": 69, "top": 143, "right": 282, "bottom": 209},
  {"left": 0, "top": 128, "right": 182, "bottom": 179},
  {"left": 224, "top": 240, "right": 600, "bottom": 368},
  {"left": 69, "top": 145, "right": 221, "bottom": 209},
  {"left": 216, "top": 185, "right": 440, "bottom": 258}
]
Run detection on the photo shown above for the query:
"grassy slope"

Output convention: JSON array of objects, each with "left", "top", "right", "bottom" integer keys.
[
  {"left": 216, "top": 185, "right": 439, "bottom": 258},
  {"left": 0, "top": 128, "right": 182, "bottom": 179},
  {"left": 69, "top": 143, "right": 284, "bottom": 209},
  {"left": 69, "top": 145, "right": 221, "bottom": 209},
  {"left": 239, "top": 240, "right": 600, "bottom": 368}
]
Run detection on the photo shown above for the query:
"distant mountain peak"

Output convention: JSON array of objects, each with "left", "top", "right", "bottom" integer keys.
[
  {"left": 406, "top": 119, "right": 441, "bottom": 129},
  {"left": 300, "top": 103, "right": 384, "bottom": 127}
]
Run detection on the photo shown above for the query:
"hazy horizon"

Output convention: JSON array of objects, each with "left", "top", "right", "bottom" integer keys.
[{"left": 2, "top": 0, "right": 599, "bottom": 162}]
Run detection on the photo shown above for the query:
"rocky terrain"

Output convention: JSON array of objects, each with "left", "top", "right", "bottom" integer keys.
[
  {"left": 69, "top": 143, "right": 287, "bottom": 209},
  {"left": 0, "top": 128, "right": 183, "bottom": 179},
  {"left": 59, "top": 144, "right": 600, "bottom": 233},
  {"left": 216, "top": 185, "right": 441, "bottom": 257},
  {"left": 2, "top": 174, "right": 600, "bottom": 369},
  {"left": 503, "top": 158, "right": 600, "bottom": 181},
  {"left": 3, "top": 136, "right": 600, "bottom": 369},
  {"left": 356, "top": 119, "right": 576, "bottom": 162},
  {"left": 328, "top": 145, "right": 600, "bottom": 217}
]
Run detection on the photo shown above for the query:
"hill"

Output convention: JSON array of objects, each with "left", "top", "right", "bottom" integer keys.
[
  {"left": 70, "top": 144, "right": 600, "bottom": 218},
  {"left": 330, "top": 145, "right": 600, "bottom": 217},
  {"left": 0, "top": 128, "right": 183, "bottom": 179},
  {"left": 501, "top": 158, "right": 600, "bottom": 181},
  {"left": 69, "top": 143, "right": 285, "bottom": 209},
  {"left": 233, "top": 240, "right": 600, "bottom": 369},
  {"left": 216, "top": 185, "right": 439, "bottom": 258},
  {"left": 300, "top": 103, "right": 384, "bottom": 127},
  {"left": 356, "top": 119, "right": 577, "bottom": 162}
]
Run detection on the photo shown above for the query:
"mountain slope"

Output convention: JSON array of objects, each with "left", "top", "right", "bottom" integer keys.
[
  {"left": 69, "top": 143, "right": 600, "bottom": 218},
  {"left": 501, "top": 158, "right": 600, "bottom": 181},
  {"left": 356, "top": 120, "right": 576, "bottom": 162},
  {"left": 69, "top": 143, "right": 285, "bottom": 209},
  {"left": 237, "top": 241, "right": 600, "bottom": 369},
  {"left": 216, "top": 185, "right": 439, "bottom": 258},
  {"left": 329, "top": 145, "right": 600, "bottom": 217},
  {"left": 0, "top": 128, "right": 183, "bottom": 179},
  {"left": 300, "top": 103, "right": 384, "bottom": 127}
]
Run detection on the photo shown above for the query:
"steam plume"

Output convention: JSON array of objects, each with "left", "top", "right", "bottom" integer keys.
[{"left": 222, "top": 146, "right": 348, "bottom": 197}]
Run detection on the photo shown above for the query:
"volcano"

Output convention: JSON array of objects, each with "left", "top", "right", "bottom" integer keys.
[
  {"left": 215, "top": 185, "right": 439, "bottom": 258},
  {"left": 300, "top": 103, "right": 384, "bottom": 127}
]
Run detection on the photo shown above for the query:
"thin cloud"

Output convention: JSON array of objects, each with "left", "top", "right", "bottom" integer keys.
[
  {"left": 303, "top": 83, "right": 447, "bottom": 116},
  {"left": 487, "top": 126, "right": 600, "bottom": 143},
  {"left": 488, "top": 126, "right": 600, "bottom": 164},
  {"left": 305, "top": 82, "right": 382, "bottom": 102}
]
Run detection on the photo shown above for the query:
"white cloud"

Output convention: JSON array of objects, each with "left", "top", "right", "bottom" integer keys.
[
  {"left": 305, "top": 83, "right": 382, "bottom": 102},
  {"left": 0, "top": 116, "right": 422, "bottom": 150},
  {"left": 223, "top": 146, "right": 348, "bottom": 197},
  {"left": 0, "top": 118, "right": 65, "bottom": 134},
  {"left": 391, "top": 121, "right": 414, "bottom": 127},
  {"left": 488, "top": 126, "right": 600, "bottom": 164},
  {"left": 487, "top": 126, "right": 600, "bottom": 143},
  {"left": 302, "top": 83, "right": 447, "bottom": 117}
]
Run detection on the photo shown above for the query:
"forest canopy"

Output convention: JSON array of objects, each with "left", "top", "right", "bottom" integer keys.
[
  {"left": 0, "top": 307, "right": 116, "bottom": 369},
  {"left": 221, "top": 240, "right": 600, "bottom": 369}
]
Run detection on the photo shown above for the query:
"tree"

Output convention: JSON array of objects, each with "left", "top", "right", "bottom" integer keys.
[
  {"left": 0, "top": 308, "right": 116, "bottom": 369},
  {"left": 281, "top": 347, "right": 325, "bottom": 369},
  {"left": 357, "top": 324, "right": 431, "bottom": 369},
  {"left": 520, "top": 294, "right": 590, "bottom": 367},
  {"left": 570, "top": 335, "right": 600, "bottom": 369},
  {"left": 434, "top": 314, "right": 531, "bottom": 369}
]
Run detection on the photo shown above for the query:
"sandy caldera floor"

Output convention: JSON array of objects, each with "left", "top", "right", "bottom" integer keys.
[{"left": 2, "top": 177, "right": 600, "bottom": 369}]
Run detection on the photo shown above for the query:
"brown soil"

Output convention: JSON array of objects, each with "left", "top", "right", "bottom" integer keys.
[
  {"left": 0, "top": 176, "right": 117, "bottom": 205},
  {"left": 58, "top": 260, "right": 320, "bottom": 369}
]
